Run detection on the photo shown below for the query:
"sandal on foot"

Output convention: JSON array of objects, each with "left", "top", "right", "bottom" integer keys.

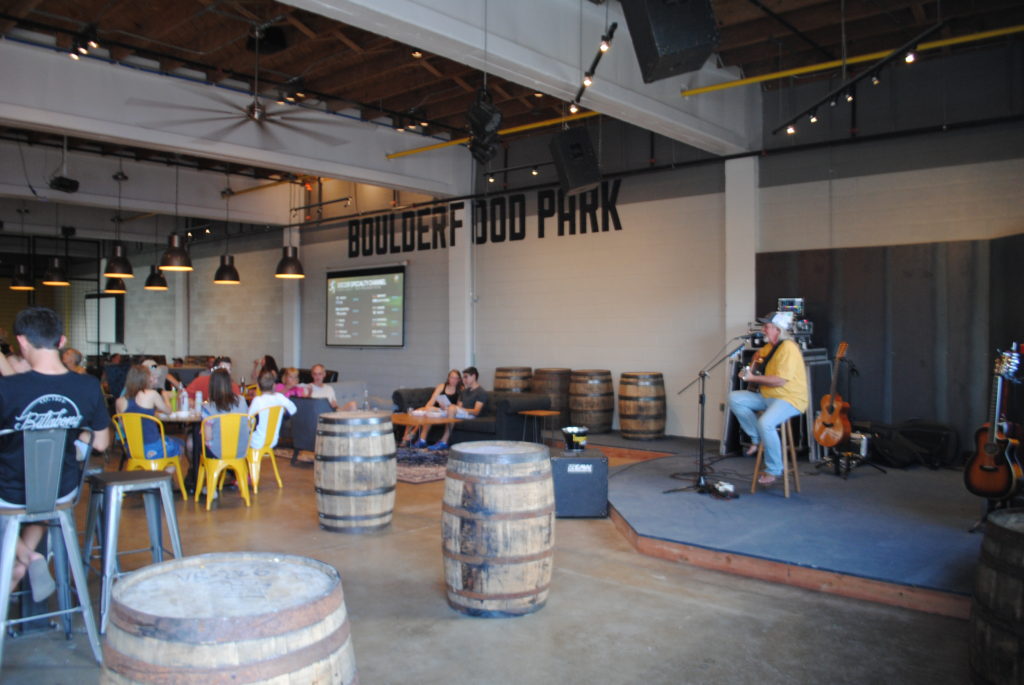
[
  {"left": 28, "top": 557, "right": 55, "bottom": 602},
  {"left": 757, "top": 473, "right": 778, "bottom": 486},
  {"left": 744, "top": 444, "right": 759, "bottom": 456}
]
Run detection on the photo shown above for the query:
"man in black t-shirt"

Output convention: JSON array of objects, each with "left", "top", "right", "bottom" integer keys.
[{"left": 0, "top": 307, "right": 110, "bottom": 598}]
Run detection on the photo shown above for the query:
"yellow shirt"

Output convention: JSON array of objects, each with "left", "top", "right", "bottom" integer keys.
[{"left": 759, "top": 339, "right": 808, "bottom": 413}]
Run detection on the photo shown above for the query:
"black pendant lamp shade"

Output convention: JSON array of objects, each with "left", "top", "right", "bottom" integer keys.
[
  {"left": 274, "top": 245, "right": 305, "bottom": 279},
  {"left": 103, "top": 277, "right": 127, "bottom": 294},
  {"left": 10, "top": 263, "right": 34, "bottom": 291},
  {"left": 104, "top": 241, "right": 134, "bottom": 278},
  {"left": 144, "top": 264, "right": 169, "bottom": 291},
  {"left": 213, "top": 254, "right": 241, "bottom": 285},
  {"left": 159, "top": 233, "right": 193, "bottom": 271},
  {"left": 41, "top": 256, "right": 70, "bottom": 286}
]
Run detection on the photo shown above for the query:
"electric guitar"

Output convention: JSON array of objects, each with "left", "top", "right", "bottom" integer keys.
[
  {"left": 813, "top": 342, "right": 851, "bottom": 448},
  {"left": 964, "top": 346, "right": 1022, "bottom": 500}
]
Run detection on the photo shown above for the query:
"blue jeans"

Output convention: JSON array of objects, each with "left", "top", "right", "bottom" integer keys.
[{"left": 728, "top": 390, "right": 800, "bottom": 476}]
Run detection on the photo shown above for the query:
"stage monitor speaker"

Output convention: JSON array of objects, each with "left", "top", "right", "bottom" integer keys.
[
  {"left": 620, "top": 0, "right": 719, "bottom": 83},
  {"left": 549, "top": 127, "right": 601, "bottom": 195},
  {"left": 551, "top": 450, "right": 608, "bottom": 518}
]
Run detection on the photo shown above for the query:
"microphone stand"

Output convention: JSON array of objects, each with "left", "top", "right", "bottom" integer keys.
[{"left": 668, "top": 339, "right": 748, "bottom": 494}]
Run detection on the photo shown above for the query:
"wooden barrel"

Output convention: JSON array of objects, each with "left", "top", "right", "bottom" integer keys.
[
  {"left": 569, "top": 369, "right": 614, "bottom": 433},
  {"left": 532, "top": 368, "right": 571, "bottom": 428},
  {"left": 442, "top": 440, "right": 555, "bottom": 617},
  {"left": 101, "top": 552, "right": 358, "bottom": 684},
  {"left": 315, "top": 410, "right": 396, "bottom": 533},
  {"left": 618, "top": 372, "right": 666, "bottom": 440},
  {"left": 970, "top": 508, "right": 1024, "bottom": 685},
  {"left": 494, "top": 366, "right": 532, "bottom": 393}
]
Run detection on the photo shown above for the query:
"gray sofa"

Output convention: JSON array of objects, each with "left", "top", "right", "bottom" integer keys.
[{"left": 391, "top": 387, "right": 551, "bottom": 444}]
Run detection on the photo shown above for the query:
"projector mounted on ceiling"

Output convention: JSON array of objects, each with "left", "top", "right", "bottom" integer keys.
[{"left": 49, "top": 176, "right": 80, "bottom": 193}]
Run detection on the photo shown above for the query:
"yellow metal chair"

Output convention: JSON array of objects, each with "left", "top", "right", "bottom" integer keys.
[
  {"left": 113, "top": 413, "right": 188, "bottom": 500},
  {"left": 197, "top": 414, "right": 252, "bottom": 510},
  {"left": 248, "top": 405, "right": 284, "bottom": 493}
]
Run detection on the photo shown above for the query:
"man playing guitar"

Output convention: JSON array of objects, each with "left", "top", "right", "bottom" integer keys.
[{"left": 728, "top": 311, "right": 808, "bottom": 486}]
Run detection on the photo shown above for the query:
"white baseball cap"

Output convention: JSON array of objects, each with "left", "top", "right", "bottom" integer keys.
[{"left": 757, "top": 311, "right": 794, "bottom": 331}]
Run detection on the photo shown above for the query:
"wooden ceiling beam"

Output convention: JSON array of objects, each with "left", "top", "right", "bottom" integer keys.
[{"left": 0, "top": 0, "right": 44, "bottom": 34}]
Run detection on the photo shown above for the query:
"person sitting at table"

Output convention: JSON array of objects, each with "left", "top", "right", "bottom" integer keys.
[
  {"left": 274, "top": 367, "right": 309, "bottom": 399},
  {"left": 186, "top": 357, "right": 240, "bottom": 400},
  {"left": 61, "top": 347, "right": 86, "bottom": 374},
  {"left": 115, "top": 364, "right": 187, "bottom": 469},
  {"left": 401, "top": 369, "right": 462, "bottom": 448},
  {"left": 249, "top": 370, "right": 298, "bottom": 452},
  {"left": 251, "top": 355, "right": 280, "bottom": 385},
  {"left": 305, "top": 364, "right": 357, "bottom": 412},
  {"left": 429, "top": 366, "right": 487, "bottom": 451},
  {"left": 200, "top": 369, "right": 248, "bottom": 459}
]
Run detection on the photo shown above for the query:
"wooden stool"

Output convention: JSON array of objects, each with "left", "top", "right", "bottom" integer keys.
[
  {"left": 750, "top": 419, "right": 801, "bottom": 497},
  {"left": 520, "top": 409, "right": 561, "bottom": 445}
]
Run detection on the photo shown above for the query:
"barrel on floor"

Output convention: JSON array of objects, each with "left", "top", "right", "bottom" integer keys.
[{"left": 442, "top": 440, "right": 555, "bottom": 617}]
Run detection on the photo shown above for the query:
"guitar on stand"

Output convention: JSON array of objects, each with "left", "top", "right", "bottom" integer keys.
[
  {"left": 813, "top": 342, "right": 851, "bottom": 448},
  {"left": 964, "top": 345, "right": 1022, "bottom": 508}
]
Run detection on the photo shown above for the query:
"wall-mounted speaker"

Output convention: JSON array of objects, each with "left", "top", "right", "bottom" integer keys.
[
  {"left": 620, "top": 0, "right": 719, "bottom": 84},
  {"left": 549, "top": 127, "right": 601, "bottom": 195}
]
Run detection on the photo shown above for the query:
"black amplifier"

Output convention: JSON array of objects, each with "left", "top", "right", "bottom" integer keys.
[{"left": 551, "top": 449, "right": 608, "bottom": 518}]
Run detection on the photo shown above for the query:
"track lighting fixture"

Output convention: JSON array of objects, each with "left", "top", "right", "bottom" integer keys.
[
  {"left": 83, "top": 25, "right": 100, "bottom": 50},
  {"left": 531, "top": 167, "right": 540, "bottom": 176},
  {"left": 571, "top": 22, "right": 617, "bottom": 112},
  {"left": 274, "top": 245, "right": 305, "bottom": 279},
  {"left": 410, "top": 49, "right": 424, "bottom": 59},
  {"left": 569, "top": 102, "right": 579, "bottom": 114},
  {"left": 771, "top": 22, "right": 942, "bottom": 137},
  {"left": 487, "top": 174, "right": 496, "bottom": 183},
  {"left": 904, "top": 51, "right": 916, "bottom": 64}
]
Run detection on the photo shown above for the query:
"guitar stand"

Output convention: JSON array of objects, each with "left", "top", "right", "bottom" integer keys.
[{"left": 817, "top": 443, "right": 886, "bottom": 479}]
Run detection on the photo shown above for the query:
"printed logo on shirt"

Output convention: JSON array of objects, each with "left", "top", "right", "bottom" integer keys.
[{"left": 13, "top": 394, "right": 84, "bottom": 431}]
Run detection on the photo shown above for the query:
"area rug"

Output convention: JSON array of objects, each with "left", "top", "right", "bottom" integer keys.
[{"left": 396, "top": 447, "right": 448, "bottom": 484}]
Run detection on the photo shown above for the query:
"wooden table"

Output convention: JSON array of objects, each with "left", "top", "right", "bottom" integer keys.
[
  {"left": 391, "top": 413, "right": 462, "bottom": 428},
  {"left": 519, "top": 409, "right": 562, "bottom": 446}
]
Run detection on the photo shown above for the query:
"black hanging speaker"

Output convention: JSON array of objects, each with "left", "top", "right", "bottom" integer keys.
[
  {"left": 620, "top": 0, "right": 719, "bottom": 84},
  {"left": 549, "top": 127, "right": 601, "bottom": 195}
]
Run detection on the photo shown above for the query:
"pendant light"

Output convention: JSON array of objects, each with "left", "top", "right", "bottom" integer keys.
[
  {"left": 104, "top": 164, "right": 134, "bottom": 278},
  {"left": 42, "top": 205, "right": 70, "bottom": 286},
  {"left": 144, "top": 216, "right": 168, "bottom": 290},
  {"left": 103, "top": 277, "right": 127, "bottom": 294},
  {"left": 275, "top": 188, "right": 304, "bottom": 279},
  {"left": 9, "top": 207, "right": 34, "bottom": 291},
  {"left": 159, "top": 167, "right": 193, "bottom": 272},
  {"left": 274, "top": 245, "right": 305, "bottom": 279},
  {"left": 213, "top": 176, "right": 240, "bottom": 285}
]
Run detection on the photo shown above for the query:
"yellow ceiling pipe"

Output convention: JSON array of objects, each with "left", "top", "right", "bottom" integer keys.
[
  {"left": 385, "top": 110, "right": 600, "bottom": 160},
  {"left": 682, "top": 24, "right": 1024, "bottom": 97}
]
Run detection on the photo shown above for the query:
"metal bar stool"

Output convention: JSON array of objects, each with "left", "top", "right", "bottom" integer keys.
[
  {"left": 520, "top": 409, "right": 561, "bottom": 445},
  {"left": 81, "top": 470, "right": 183, "bottom": 633},
  {"left": 0, "top": 428, "right": 102, "bottom": 672},
  {"left": 750, "top": 418, "right": 801, "bottom": 498}
]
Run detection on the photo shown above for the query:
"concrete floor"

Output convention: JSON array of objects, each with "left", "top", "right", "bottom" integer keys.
[{"left": 2, "top": 455, "right": 969, "bottom": 684}]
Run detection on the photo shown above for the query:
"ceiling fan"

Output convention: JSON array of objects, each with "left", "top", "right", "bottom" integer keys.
[{"left": 126, "top": 22, "right": 348, "bottom": 151}]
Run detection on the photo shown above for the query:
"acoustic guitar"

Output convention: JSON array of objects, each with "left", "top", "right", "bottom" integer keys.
[
  {"left": 813, "top": 342, "right": 851, "bottom": 448},
  {"left": 964, "top": 346, "right": 1022, "bottom": 500}
]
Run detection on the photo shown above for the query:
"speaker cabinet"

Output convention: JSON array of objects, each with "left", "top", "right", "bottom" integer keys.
[
  {"left": 549, "top": 127, "right": 601, "bottom": 195},
  {"left": 551, "top": 450, "right": 608, "bottom": 518},
  {"left": 621, "top": 0, "right": 719, "bottom": 83}
]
